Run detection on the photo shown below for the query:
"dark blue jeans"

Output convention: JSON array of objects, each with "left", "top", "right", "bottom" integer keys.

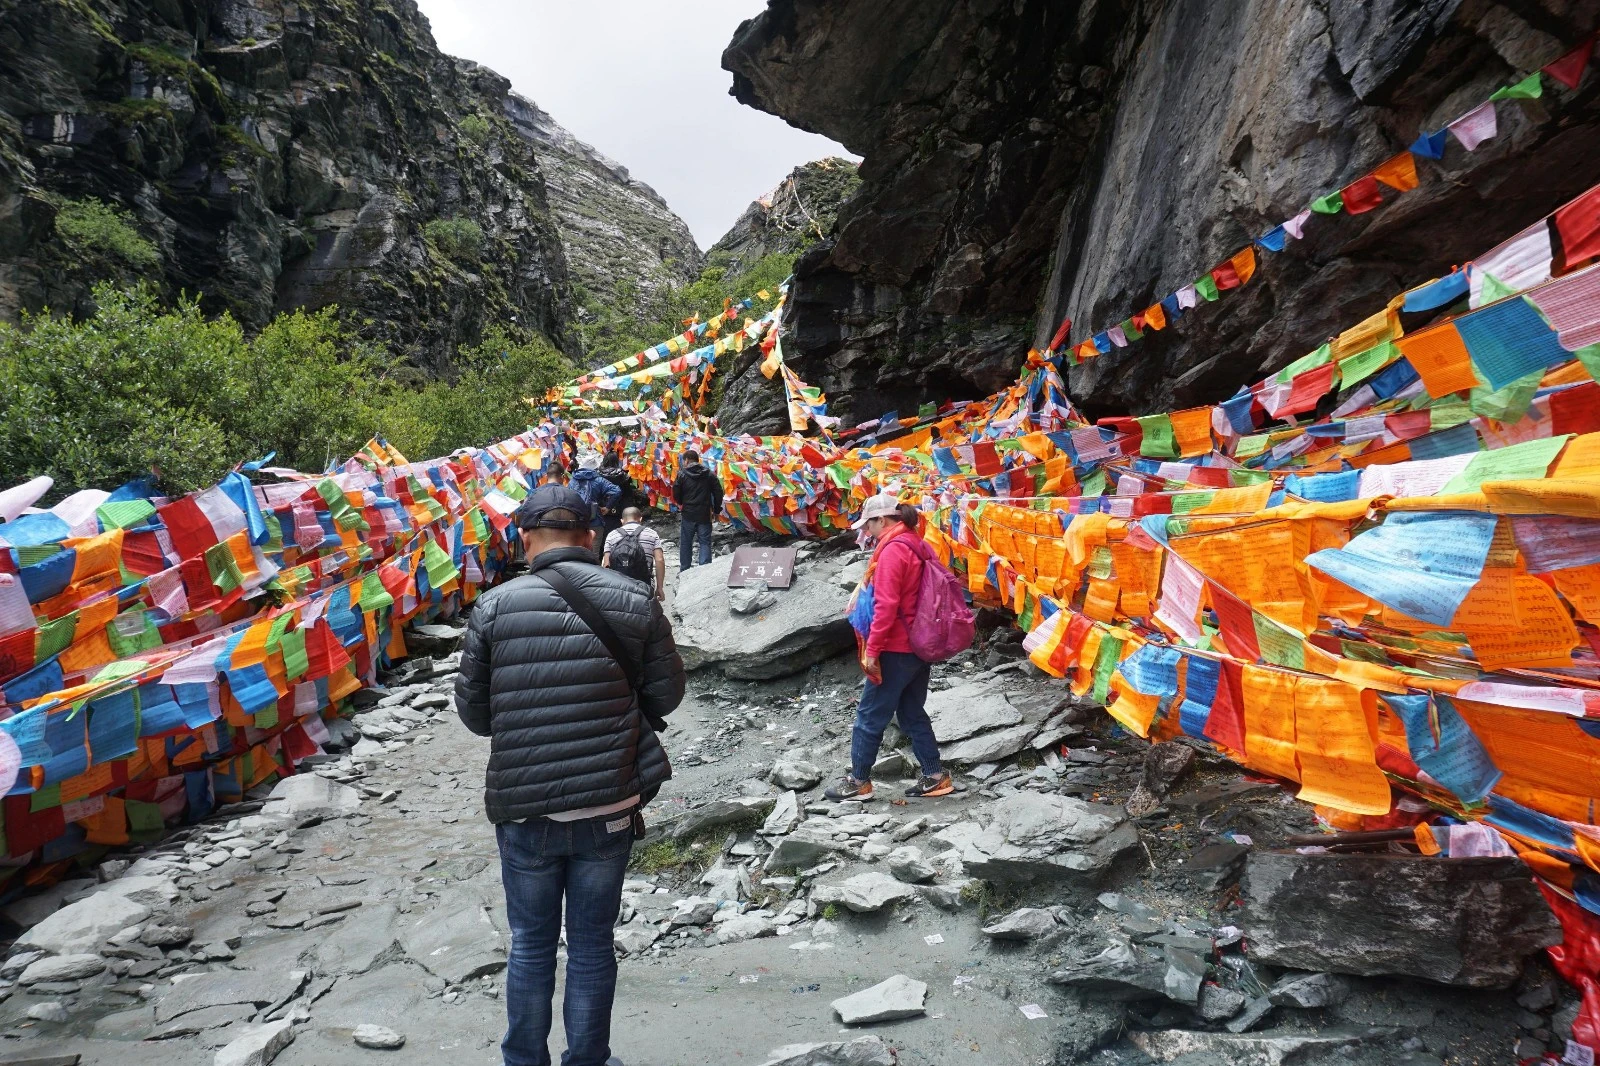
[
  {"left": 851, "top": 650, "right": 942, "bottom": 780},
  {"left": 497, "top": 814, "right": 634, "bottom": 1066},
  {"left": 679, "top": 518, "right": 712, "bottom": 570}
]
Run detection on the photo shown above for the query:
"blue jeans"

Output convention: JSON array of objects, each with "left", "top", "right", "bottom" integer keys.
[
  {"left": 496, "top": 814, "right": 634, "bottom": 1066},
  {"left": 679, "top": 518, "right": 712, "bottom": 570},
  {"left": 851, "top": 651, "right": 942, "bottom": 780}
]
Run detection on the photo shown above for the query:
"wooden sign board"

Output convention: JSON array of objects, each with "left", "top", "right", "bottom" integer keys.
[{"left": 727, "top": 546, "right": 798, "bottom": 589}]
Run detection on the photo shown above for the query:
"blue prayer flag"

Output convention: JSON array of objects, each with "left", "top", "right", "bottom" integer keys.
[{"left": 1410, "top": 129, "right": 1447, "bottom": 160}]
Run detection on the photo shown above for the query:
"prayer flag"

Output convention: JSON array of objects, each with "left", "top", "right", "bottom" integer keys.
[
  {"left": 1211, "top": 261, "right": 1241, "bottom": 291},
  {"left": 1144, "top": 303, "right": 1166, "bottom": 330},
  {"left": 1310, "top": 192, "right": 1343, "bottom": 214},
  {"left": 1231, "top": 247, "right": 1256, "bottom": 285},
  {"left": 1395, "top": 323, "right": 1478, "bottom": 397},
  {"left": 1489, "top": 71, "right": 1543, "bottom": 101},
  {"left": 1340, "top": 174, "right": 1383, "bottom": 214},
  {"left": 1410, "top": 129, "right": 1447, "bottom": 160},
  {"left": 1455, "top": 296, "right": 1575, "bottom": 391},
  {"left": 1194, "top": 274, "right": 1219, "bottom": 302},
  {"left": 1555, "top": 185, "right": 1600, "bottom": 270},
  {"left": 1448, "top": 101, "right": 1498, "bottom": 151},
  {"left": 1257, "top": 226, "right": 1287, "bottom": 252},
  {"left": 1282, "top": 210, "right": 1311, "bottom": 239},
  {"left": 1543, "top": 35, "right": 1595, "bottom": 90},
  {"left": 1372, "top": 151, "right": 1419, "bottom": 192},
  {"left": 1048, "top": 316, "right": 1072, "bottom": 351}
]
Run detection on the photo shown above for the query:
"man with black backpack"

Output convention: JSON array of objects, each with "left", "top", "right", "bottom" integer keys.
[
  {"left": 456, "top": 484, "right": 684, "bottom": 1066},
  {"left": 602, "top": 507, "right": 665, "bottom": 602}
]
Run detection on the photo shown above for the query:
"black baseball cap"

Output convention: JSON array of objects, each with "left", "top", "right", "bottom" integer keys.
[{"left": 513, "top": 484, "right": 594, "bottom": 530}]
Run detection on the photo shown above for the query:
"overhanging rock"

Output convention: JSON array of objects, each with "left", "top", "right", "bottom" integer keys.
[{"left": 1242, "top": 851, "right": 1561, "bottom": 988}]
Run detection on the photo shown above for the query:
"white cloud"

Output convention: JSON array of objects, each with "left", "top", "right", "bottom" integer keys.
[{"left": 415, "top": 0, "right": 854, "bottom": 248}]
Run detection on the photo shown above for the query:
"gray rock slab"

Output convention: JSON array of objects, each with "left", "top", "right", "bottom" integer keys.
[
  {"left": 811, "top": 873, "right": 916, "bottom": 914},
  {"left": 761, "top": 790, "right": 801, "bottom": 836},
  {"left": 886, "top": 846, "right": 935, "bottom": 884},
  {"left": 352, "top": 1023, "right": 406, "bottom": 1049},
  {"left": 1129, "top": 1026, "right": 1396, "bottom": 1064},
  {"left": 931, "top": 792, "right": 1140, "bottom": 884},
  {"left": 831, "top": 974, "right": 927, "bottom": 1024},
  {"left": 667, "top": 796, "right": 776, "bottom": 841},
  {"left": 713, "top": 914, "right": 776, "bottom": 944},
  {"left": 925, "top": 684, "right": 1022, "bottom": 743},
  {"left": 939, "top": 723, "right": 1039, "bottom": 765},
  {"left": 771, "top": 759, "right": 823, "bottom": 791},
  {"left": 981, "top": 907, "right": 1058, "bottom": 941},
  {"left": 766, "top": 829, "right": 852, "bottom": 870},
  {"left": 315, "top": 905, "right": 398, "bottom": 976},
  {"left": 154, "top": 968, "right": 309, "bottom": 1023},
  {"left": 1242, "top": 851, "right": 1561, "bottom": 987},
  {"left": 16, "top": 892, "right": 150, "bottom": 954},
  {"left": 18, "top": 954, "right": 107, "bottom": 984},
  {"left": 760, "top": 1035, "right": 897, "bottom": 1066},
  {"left": 614, "top": 920, "right": 661, "bottom": 954},
  {"left": 396, "top": 894, "right": 506, "bottom": 984},
  {"left": 1268, "top": 971, "right": 1352, "bottom": 1008},
  {"left": 151, "top": 1002, "right": 256, "bottom": 1039},
  {"left": 671, "top": 558, "right": 855, "bottom": 679},
  {"left": 261, "top": 774, "right": 361, "bottom": 820},
  {"left": 213, "top": 1018, "right": 296, "bottom": 1066},
  {"left": 1048, "top": 939, "right": 1168, "bottom": 1000}
]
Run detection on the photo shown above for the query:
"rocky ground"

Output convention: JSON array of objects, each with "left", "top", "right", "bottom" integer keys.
[{"left": 0, "top": 534, "right": 1583, "bottom": 1066}]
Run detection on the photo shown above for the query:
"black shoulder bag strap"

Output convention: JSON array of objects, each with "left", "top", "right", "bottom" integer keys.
[{"left": 532, "top": 563, "right": 668, "bottom": 733}]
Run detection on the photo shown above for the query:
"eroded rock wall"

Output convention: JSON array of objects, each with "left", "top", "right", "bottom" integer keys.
[{"left": 720, "top": 0, "right": 1600, "bottom": 428}]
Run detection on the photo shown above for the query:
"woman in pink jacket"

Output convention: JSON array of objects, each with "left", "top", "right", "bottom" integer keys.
[{"left": 825, "top": 494, "right": 953, "bottom": 801}]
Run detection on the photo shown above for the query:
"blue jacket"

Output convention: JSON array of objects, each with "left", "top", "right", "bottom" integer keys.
[{"left": 570, "top": 468, "right": 622, "bottom": 526}]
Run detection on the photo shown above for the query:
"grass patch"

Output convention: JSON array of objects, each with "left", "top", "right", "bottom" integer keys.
[
  {"left": 423, "top": 217, "right": 482, "bottom": 263},
  {"left": 629, "top": 840, "right": 691, "bottom": 875},
  {"left": 959, "top": 879, "right": 1023, "bottom": 919},
  {"left": 821, "top": 902, "right": 840, "bottom": 920},
  {"left": 52, "top": 197, "right": 159, "bottom": 269}
]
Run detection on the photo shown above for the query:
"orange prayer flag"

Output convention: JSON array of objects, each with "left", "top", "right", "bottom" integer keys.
[
  {"left": 1231, "top": 246, "right": 1257, "bottom": 286},
  {"left": 1293, "top": 679, "right": 1392, "bottom": 816},
  {"left": 1240, "top": 666, "right": 1300, "bottom": 782},
  {"left": 1372, "top": 151, "right": 1419, "bottom": 192},
  {"left": 1168, "top": 407, "right": 1215, "bottom": 458},
  {"left": 1144, "top": 303, "right": 1166, "bottom": 331},
  {"left": 1395, "top": 323, "right": 1479, "bottom": 397}
]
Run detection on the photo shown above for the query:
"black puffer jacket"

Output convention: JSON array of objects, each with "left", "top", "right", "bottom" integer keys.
[
  {"left": 455, "top": 546, "right": 685, "bottom": 822},
  {"left": 672, "top": 462, "right": 724, "bottom": 522}
]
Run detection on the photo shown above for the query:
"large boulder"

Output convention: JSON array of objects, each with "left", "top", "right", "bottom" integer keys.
[
  {"left": 16, "top": 891, "right": 149, "bottom": 954},
  {"left": 261, "top": 774, "right": 361, "bottom": 821},
  {"left": 811, "top": 873, "right": 917, "bottom": 913},
  {"left": 671, "top": 555, "right": 854, "bottom": 679},
  {"left": 930, "top": 792, "right": 1140, "bottom": 885},
  {"left": 1242, "top": 851, "right": 1561, "bottom": 988}
]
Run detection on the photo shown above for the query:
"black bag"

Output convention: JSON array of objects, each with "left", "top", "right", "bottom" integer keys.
[
  {"left": 607, "top": 526, "right": 652, "bottom": 583},
  {"left": 530, "top": 561, "right": 667, "bottom": 734}
]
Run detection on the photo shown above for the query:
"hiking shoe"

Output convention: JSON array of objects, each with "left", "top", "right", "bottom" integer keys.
[
  {"left": 823, "top": 775, "right": 874, "bottom": 802},
  {"left": 905, "top": 771, "right": 954, "bottom": 798}
]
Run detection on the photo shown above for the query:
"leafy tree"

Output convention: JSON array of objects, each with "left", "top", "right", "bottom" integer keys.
[
  {"left": 423, "top": 218, "right": 484, "bottom": 262},
  {"left": 52, "top": 197, "right": 160, "bottom": 269}
]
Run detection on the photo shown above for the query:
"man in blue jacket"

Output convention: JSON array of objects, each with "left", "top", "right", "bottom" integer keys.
[{"left": 570, "top": 451, "right": 621, "bottom": 536}]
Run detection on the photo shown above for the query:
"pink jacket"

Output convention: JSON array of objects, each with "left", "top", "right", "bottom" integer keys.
[{"left": 865, "top": 524, "right": 921, "bottom": 656}]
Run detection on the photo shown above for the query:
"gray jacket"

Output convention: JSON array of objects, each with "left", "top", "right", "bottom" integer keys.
[{"left": 455, "top": 545, "right": 685, "bottom": 822}]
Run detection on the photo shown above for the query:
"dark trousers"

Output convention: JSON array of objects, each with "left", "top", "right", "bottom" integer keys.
[
  {"left": 851, "top": 650, "right": 942, "bottom": 780},
  {"left": 679, "top": 518, "right": 712, "bottom": 570},
  {"left": 497, "top": 814, "right": 633, "bottom": 1066}
]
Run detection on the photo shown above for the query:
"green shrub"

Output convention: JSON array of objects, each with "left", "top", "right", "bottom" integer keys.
[
  {"left": 459, "top": 114, "right": 491, "bottom": 146},
  {"left": 52, "top": 198, "right": 160, "bottom": 269},
  {"left": 423, "top": 217, "right": 483, "bottom": 262}
]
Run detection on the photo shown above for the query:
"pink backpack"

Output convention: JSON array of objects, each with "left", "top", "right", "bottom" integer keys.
[{"left": 894, "top": 535, "right": 976, "bottom": 663}]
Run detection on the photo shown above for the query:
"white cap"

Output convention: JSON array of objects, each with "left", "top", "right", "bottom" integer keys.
[
  {"left": 851, "top": 493, "right": 902, "bottom": 530},
  {"left": 577, "top": 451, "right": 602, "bottom": 470}
]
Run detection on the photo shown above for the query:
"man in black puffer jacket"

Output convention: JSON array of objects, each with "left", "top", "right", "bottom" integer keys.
[
  {"left": 671, "top": 449, "right": 723, "bottom": 571},
  {"left": 456, "top": 483, "right": 684, "bottom": 1066}
]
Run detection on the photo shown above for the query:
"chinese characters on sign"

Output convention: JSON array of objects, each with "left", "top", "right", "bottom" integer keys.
[{"left": 726, "top": 546, "right": 797, "bottom": 589}]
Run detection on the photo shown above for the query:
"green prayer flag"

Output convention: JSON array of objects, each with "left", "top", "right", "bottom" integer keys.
[
  {"left": 1234, "top": 434, "right": 1271, "bottom": 459},
  {"left": 317, "top": 479, "right": 370, "bottom": 533},
  {"left": 357, "top": 575, "right": 393, "bottom": 613},
  {"left": 1277, "top": 343, "right": 1332, "bottom": 384},
  {"left": 1090, "top": 634, "right": 1122, "bottom": 704},
  {"left": 1441, "top": 434, "right": 1571, "bottom": 493},
  {"left": 1428, "top": 399, "right": 1475, "bottom": 431},
  {"left": 1135, "top": 413, "right": 1179, "bottom": 459},
  {"left": 205, "top": 541, "right": 244, "bottom": 594},
  {"left": 125, "top": 799, "right": 164, "bottom": 833},
  {"left": 262, "top": 513, "right": 284, "bottom": 553},
  {"left": 1574, "top": 343, "right": 1600, "bottom": 382},
  {"left": 255, "top": 703, "right": 279, "bottom": 730},
  {"left": 30, "top": 783, "right": 61, "bottom": 812},
  {"left": 1311, "top": 192, "right": 1343, "bottom": 214},
  {"left": 1120, "top": 318, "right": 1143, "bottom": 342},
  {"left": 1080, "top": 470, "right": 1108, "bottom": 498},
  {"left": 35, "top": 613, "right": 76, "bottom": 662},
  {"left": 106, "top": 610, "right": 161, "bottom": 659},
  {"left": 265, "top": 613, "right": 293, "bottom": 654},
  {"left": 1228, "top": 469, "right": 1273, "bottom": 486},
  {"left": 422, "top": 538, "right": 461, "bottom": 588},
  {"left": 1252, "top": 614, "right": 1306, "bottom": 670},
  {"left": 1338, "top": 341, "right": 1396, "bottom": 387},
  {"left": 95, "top": 498, "right": 155, "bottom": 530},
  {"left": 1088, "top": 546, "right": 1114, "bottom": 581},
  {"left": 280, "top": 627, "right": 309, "bottom": 680},
  {"left": 1193, "top": 275, "right": 1220, "bottom": 302},
  {"left": 1477, "top": 270, "right": 1518, "bottom": 303},
  {"left": 918, "top": 401, "right": 937, "bottom": 419},
  {"left": 1170, "top": 491, "right": 1212, "bottom": 514},
  {"left": 90, "top": 660, "right": 148, "bottom": 684},
  {"left": 1490, "top": 72, "right": 1543, "bottom": 100}
]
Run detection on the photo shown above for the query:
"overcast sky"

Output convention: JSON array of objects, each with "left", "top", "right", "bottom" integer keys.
[{"left": 415, "top": 0, "right": 852, "bottom": 249}]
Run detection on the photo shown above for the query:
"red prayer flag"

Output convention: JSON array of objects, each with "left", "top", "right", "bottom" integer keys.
[
  {"left": 1543, "top": 35, "right": 1595, "bottom": 90},
  {"left": 1211, "top": 261, "right": 1242, "bottom": 291},
  {"left": 1279, "top": 361, "right": 1338, "bottom": 417},
  {"left": 1050, "top": 613, "right": 1094, "bottom": 676},
  {"left": 1204, "top": 658, "right": 1249, "bottom": 752},
  {"left": 0, "top": 629, "right": 35, "bottom": 685},
  {"left": 1341, "top": 174, "right": 1383, "bottom": 214},
  {"left": 1096, "top": 416, "right": 1143, "bottom": 454},
  {"left": 971, "top": 441, "right": 1002, "bottom": 477},
  {"left": 159, "top": 495, "right": 221, "bottom": 563},
  {"left": 1556, "top": 184, "right": 1600, "bottom": 271},
  {"left": 1048, "top": 316, "right": 1072, "bottom": 351},
  {"left": 1551, "top": 381, "right": 1600, "bottom": 436},
  {"left": 1210, "top": 584, "right": 1260, "bottom": 661},
  {"left": 1384, "top": 410, "right": 1433, "bottom": 441}
]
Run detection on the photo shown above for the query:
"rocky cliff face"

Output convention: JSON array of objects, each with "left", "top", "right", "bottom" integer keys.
[
  {"left": 0, "top": 0, "right": 697, "bottom": 374},
  {"left": 504, "top": 93, "right": 702, "bottom": 331},
  {"left": 721, "top": 0, "right": 1600, "bottom": 427},
  {"left": 708, "top": 157, "right": 858, "bottom": 277}
]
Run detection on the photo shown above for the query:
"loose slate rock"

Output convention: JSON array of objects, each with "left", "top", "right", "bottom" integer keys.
[
  {"left": 981, "top": 907, "right": 1059, "bottom": 941},
  {"left": 1241, "top": 852, "right": 1561, "bottom": 987},
  {"left": 18, "top": 953, "right": 108, "bottom": 984},
  {"left": 140, "top": 924, "right": 194, "bottom": 947},
  {"left": 831, "top": 974, "right": 928, "bottom": 1025},
  {"left": 931, "top": 792, "right": 1140, "bottom": 885},
  {"left": 771, "top": 759, "right": 823, "bottom": 791},
  {"left": 759, "top": 1035, "right": 897, "bottom": 1066},
  {"left": 213, "top": 1018, "right": 296, "bottom": 1066},
  {"left": 352, "top": 1024, "right": 406, "bottom": 1049},
  {"left": 1268, "top": 971, "right": 1352, "bottom": 1008},
  {"left": 16, "top": 892, "right": 150, "bottom": 955},
  {"left": 811, "top": 873, "right": 917, "bottom": 913},
  {"left": 886, "top": 846, "right": 935, "bottom": 884}
]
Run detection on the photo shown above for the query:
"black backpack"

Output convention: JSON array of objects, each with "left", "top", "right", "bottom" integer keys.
[{"left": 608, "top": 527, "right": 652, "bottom": 583}]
